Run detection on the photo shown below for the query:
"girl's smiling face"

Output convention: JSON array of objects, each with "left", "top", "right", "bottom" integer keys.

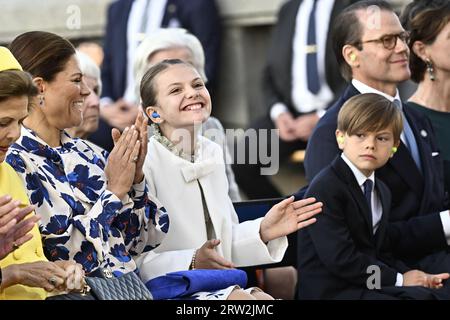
[{"left": 149, "top": 63, "right": 211, "bottom": 138}]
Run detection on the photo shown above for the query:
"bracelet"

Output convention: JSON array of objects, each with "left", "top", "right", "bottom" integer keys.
[{"left": 190, "top": 250, "right": 197, "bottom": 270}]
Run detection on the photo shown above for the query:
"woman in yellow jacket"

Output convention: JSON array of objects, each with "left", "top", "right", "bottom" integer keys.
[{"left": 0, "top": 47, "right": 84, "bottom": 299}]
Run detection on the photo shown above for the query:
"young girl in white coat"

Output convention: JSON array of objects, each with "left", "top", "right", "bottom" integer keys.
[{"left": 137, "top": 59, "right": 323, "bottom": 299}]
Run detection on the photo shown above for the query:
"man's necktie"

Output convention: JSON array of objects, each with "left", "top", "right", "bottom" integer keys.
[
  {"left": 306, "top": 0, "right": 320, "bottom": 94},
  {"left": 393, "top": 99, "right": 422, "bottom": 172}
]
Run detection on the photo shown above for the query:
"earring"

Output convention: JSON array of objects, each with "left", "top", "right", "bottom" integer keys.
[
  {"left": 152, "top": 111, "right": 160, "bottom": 119},
  {"left": 39, "top": 94, "right": 44, "bottom": 106},
  {"left": 425, "top": 58, "right": 435, "bottom": 81},
  {"left": 391, "top": 146, "right": 398, "bottom": 154}
]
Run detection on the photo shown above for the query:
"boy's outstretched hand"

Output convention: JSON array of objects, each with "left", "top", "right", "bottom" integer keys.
[
  {"left": 259, "top": 196, "right": 322, "bottom": 243},
  {"left": 403, "top": 270, "right": 450, "bottom": 289}
]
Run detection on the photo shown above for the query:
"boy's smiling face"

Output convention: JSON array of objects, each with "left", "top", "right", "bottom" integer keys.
[{"left": 336, "top": 127, "right": 399, "bottom": 177}]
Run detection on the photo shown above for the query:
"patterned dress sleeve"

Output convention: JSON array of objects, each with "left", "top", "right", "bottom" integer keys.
[
  {"left": 91, "top": 141, "right": 170, "bottom": 258},
  {"left": 6, "top": 147, "right": 168, "bottom": 274},
  {"left": 119, "top": 178, "right": 169, "bottom": 256}
]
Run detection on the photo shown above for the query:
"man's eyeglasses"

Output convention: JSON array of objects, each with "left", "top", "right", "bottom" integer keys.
[{"left": 357, "top": 32, "right": 410, "bottom": 50}]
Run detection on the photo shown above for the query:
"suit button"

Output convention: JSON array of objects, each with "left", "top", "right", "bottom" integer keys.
[
  {"left": 167, "top": 4, "right": 177, "bottom": 13},
  {"left": 13, "top": 248, "right": 22, "bottom": 260},
  {"left": 420, "top": 130, "right": 427, "bottom": 138},
  {"left": 35, "top": 247, "right": 44, "bottom": 257}
]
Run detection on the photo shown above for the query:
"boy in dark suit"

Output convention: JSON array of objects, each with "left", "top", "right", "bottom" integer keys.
[{"left": 298, "top": 93, "right": 449, "bottom": 299}]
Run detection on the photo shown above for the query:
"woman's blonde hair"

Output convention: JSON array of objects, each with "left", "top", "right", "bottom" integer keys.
[{"left": 0, "top": 70, "right": 38, "bottom": 104}]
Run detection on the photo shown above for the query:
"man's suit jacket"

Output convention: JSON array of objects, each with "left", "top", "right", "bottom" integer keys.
[
  {"left": 262, "top": 0, "right": 356, "bottom": 116},
  {"left": 101, "top": 0, "right": 221, "bottom": 101},
  {"left": 298, "top": 156, "right": 410, "bottom": 299},
  {"left": 303, "top": 84, "right": 449, "bottom": 259}
]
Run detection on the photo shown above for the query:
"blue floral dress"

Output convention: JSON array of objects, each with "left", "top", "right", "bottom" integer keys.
[{"left": 6, "top": 127, "right": 169, "bottom": 277}]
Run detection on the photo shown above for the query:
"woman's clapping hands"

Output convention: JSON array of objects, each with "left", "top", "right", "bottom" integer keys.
[
  {"left": 0, "top": 195, "right": 39, "bottom": 259},
  {"left": 105, "top": 111, "right": 148, "bottom": 200}
]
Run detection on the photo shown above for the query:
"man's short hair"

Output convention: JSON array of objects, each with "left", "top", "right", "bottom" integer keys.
[{"left": 332, "top": 0, "right": 394, "bottom": 81}]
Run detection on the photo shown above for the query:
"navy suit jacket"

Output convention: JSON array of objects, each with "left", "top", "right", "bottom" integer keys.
[
  {"left": 303, "top": 84, "right": 449, "bottom": 260},
  {"left": 262, "top": 0, "right": 357, "bottom": 116},
  {"left": 101, "top": 0, "right": 221, "bottom": 101},
  {"left": 298, "top": 156, "right": 410, "bottom": 299}
]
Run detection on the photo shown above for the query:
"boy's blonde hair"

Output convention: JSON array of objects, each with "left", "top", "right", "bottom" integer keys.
[{"left": 337, "top": 93, "right": 403, "bottom": 143}]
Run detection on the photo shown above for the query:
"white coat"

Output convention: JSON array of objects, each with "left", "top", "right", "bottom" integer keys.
[{"left": 136, "top": 136, "right": 287, "bottom": 282}]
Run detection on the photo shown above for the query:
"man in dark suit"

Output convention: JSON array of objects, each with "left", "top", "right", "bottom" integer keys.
[
  {"left": 299, "top": 93, "right": 449, "bottom": 299},
  {"left": 92, "top": 0, "right": 221, "bottom": 151},
  {"left": 303, "top": 0, "right": 450, "bottom": 278},
  {"left": 101, "top": 0, "right": 221, "bottom": 103},
  {"left": 233, "top": 0, "right": 356, "bottom": 199}
]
